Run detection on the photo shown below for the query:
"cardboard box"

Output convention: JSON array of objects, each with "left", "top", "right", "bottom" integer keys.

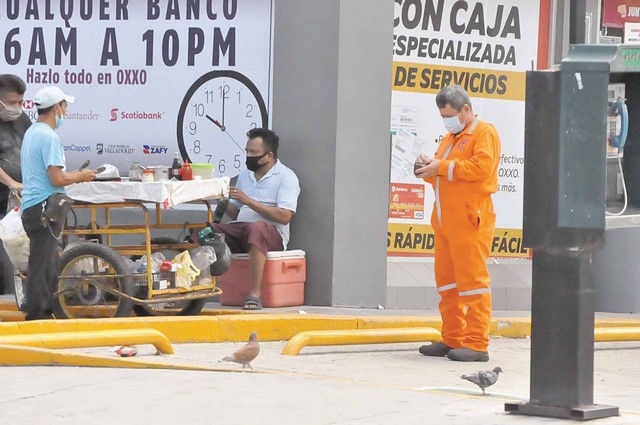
[{"left": 218, "top": 250, "right": 306, "bottom": 307}]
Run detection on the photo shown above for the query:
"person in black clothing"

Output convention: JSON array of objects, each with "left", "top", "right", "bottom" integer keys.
[
  {"left": 0, "top": 74, "right": 31, "bottom": 215},
  {"left": 0, "top": 74, "right": 31, "bottom": 294}
]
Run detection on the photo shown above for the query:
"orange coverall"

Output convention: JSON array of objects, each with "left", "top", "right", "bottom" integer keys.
[{"left": 423, "top": 117, "right": 501, "bottom": 352}]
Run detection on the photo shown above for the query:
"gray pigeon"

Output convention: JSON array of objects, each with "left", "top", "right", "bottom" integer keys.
[
  {"left": 461, "top": 366, "right": 503, "bottom": 395},
  {"left": 221, "top": 332, "right": 260, "bottom": 369}
]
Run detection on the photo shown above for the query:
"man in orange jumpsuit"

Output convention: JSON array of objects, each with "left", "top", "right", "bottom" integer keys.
[{"left": 415, "top": 85, "right": 501, "bottom": 362}]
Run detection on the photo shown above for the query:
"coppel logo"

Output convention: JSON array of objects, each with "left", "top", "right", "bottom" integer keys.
[
  {"left": 96, "top": 143, "right": 104, "bottom": 154},
  {"left": 143, "top": 145, "right": 168, "bottom": 154},
  {"left": 110, "top": 108, "right": 118, "bottom": 122},
  {"left": 64, "top": 145, "right": 92, "bottom": 153}
]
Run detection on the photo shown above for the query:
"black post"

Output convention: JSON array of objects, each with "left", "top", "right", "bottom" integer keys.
[
  {"left": 569, "top": 0, "right": 587, "bottom": 44},
  {"left": 505, "top": 47, "right": 619, "bottom": 420}
]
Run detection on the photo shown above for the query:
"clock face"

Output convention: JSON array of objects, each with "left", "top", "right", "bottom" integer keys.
[{"left": 176, "top": 70, "right": 268, "bottom": 178}]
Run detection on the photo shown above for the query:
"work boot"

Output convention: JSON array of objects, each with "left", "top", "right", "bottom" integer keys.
[
  {"left": 419, "top": 341, "right": 453, "bottom": 357},
  {"left": 447, "top": 347, "right": 489, "bottom": 362}
]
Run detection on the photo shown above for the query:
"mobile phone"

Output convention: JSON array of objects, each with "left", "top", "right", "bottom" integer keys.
[
  {"left": 414, "top": 162, "right": 427, "bottom": 173},
  {"left": 78, "top": 160, "right": 90, "bottom": 171}
]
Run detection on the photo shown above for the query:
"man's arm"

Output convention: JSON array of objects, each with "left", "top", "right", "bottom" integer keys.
[
  {"left": 229, "top": 187, "right": 293, "bottom": 225},
  {"left": 0, "top": 166, "right": 22, "bottom": 191},
  {"left": 225, "top": 202, "right": 240, "bottom": 221},
  {"left": 48, "top": 166, "right": 96, "bottom": 187}
]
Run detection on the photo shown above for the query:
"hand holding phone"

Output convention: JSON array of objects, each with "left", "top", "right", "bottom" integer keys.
[
  {"left": 78, "top": 160, "right": 90, "bottom": 171},
  {"left": 414, "top": 162, "right": 427, "bottom": 173}
]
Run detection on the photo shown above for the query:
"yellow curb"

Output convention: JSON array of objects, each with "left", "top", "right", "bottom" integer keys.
[
  {"left": 0, "top": 313, "right": 638, "bottom": 343},
  {"left": 0, "top": 300, "right": 18, "bottom": 311},
  {"left": 0, "top": 315, "right": 362, "bottom": 343},
  {"left": 0, "top": 310, "right": 25, "bottom": 322},
  {"left": 281, "top": 327, "right": 441, "bottom": 356},
  {"left": 0, "top": 329, "right": 174, "bottom": 354},
  {"left": 0, "top": 343, "right": 253, "bottom": 372},
  {"left": 595, "top": 327, "right": 640, "bottom": 342}
]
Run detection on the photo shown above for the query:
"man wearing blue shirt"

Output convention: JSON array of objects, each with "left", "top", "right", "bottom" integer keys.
[
  {"left": 212, "top": 128, "right": 300, "bottom": 310},
  {"left": 20, "top": 86, "right": 96, "bottom": 320}
]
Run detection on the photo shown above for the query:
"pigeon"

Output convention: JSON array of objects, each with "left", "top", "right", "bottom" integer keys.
[
  {"left": 461, "top": 366, "right": 503, "bottom": 395},
  {"left": 220, "top": 332, "right": 260, "bottom": 369}
]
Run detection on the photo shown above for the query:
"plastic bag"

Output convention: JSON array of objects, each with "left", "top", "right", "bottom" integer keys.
[
  {"left": 132, "top": 252, "right": 165, "bottom": 274},
  {"left": 190, "top": 246, "right": 217, "bottom": 286},
  {"left": 0, "top": 207, "right": 30, "bottom": 270},
  {"left": 198, "top": 228, "right": 231, "bottom": 276},
  {"left": 172, "top": 250, "right": 200, "bottom": 289}
]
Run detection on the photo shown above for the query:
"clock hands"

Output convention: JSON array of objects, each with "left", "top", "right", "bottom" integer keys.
[
  {"left": 222, "top": 91, "right": 226, "bottom": 128},
  {"left": 206, "top": 114, "right": 225, "bottom": 132},
  {"left": 205, "top": 114, "right": 243, "bottom": 152},
  {"left": 224, "top": 130, "right": 244, "bottom": 152}
]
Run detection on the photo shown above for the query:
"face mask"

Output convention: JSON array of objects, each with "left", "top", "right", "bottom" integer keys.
[
  {"left": 55, "top": 106, "right": 64, "bottom": 129},
  {"left": 246, "top": 152, "right": 269, "bottom": 172},
  {"left": 0, "top": 100, "right": 22, "bottom": 122},
  {"left": 443, "top": 114, "right": 465, "bottom": 134}
]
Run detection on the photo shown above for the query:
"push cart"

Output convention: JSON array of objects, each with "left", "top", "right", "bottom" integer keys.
[{"left": 13, "top": 178, "right": 230, "bottom": 319}]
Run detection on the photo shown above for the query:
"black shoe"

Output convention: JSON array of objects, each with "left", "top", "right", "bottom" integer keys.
[
  {"left": 447, "top": 347, "right": 489, "bottom": 362},
  {"left": 419, "top": 341, "right": 453, "bottom": 357}
]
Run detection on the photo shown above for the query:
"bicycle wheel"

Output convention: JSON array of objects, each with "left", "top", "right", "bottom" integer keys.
[{"left": 54, "top": 243, "right": 134, "bottom": 319}]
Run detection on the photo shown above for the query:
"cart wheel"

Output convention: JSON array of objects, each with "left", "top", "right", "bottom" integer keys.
[
  {"left": 54, "top": 243, "right": 134, "bottom": 319},
  {"left": 13, "top": 268, "right": 26, "bottom": 312},
  {"left": 133, "top": 299, "right": 206, "bottom": 316}
]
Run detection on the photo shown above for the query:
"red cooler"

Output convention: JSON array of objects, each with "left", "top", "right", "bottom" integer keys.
[{"left": 218, "top": 250, "right": 306, "bottom": 307}]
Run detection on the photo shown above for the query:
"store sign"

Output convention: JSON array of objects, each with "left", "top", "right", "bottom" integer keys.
[{"left": 603, "top": 0, "right": 640, "bottom": 28}]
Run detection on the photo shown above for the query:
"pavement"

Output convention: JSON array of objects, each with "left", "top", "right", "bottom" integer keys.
[{"left": 1, "top": 295, "right": 640, "bottom": 424}]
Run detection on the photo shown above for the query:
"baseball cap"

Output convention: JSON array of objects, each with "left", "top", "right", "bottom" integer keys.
[{"left": 33, "top": 86, "right": 75, "bottom": 109}]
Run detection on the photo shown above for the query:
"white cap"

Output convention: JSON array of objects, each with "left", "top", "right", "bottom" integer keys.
[{"left": 34, "top": 86, "right": 75, "bottom": 109}]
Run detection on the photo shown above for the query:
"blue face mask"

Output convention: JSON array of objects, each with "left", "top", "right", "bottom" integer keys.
[
  {"left": 55, "top": 107, "right": 64, "bottom": 129},
  {"left": 443, "top": 114, "right": 465, "bottom": 134}
]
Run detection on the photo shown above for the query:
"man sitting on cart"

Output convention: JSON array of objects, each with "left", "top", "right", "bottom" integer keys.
[{"left": 205, "top": 128, "right": 300, "bottom": 310}]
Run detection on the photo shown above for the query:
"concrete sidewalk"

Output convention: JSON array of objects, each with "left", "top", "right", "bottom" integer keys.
[
  {"left": 1, "top": 338, "right": 640, "bottom": 424},
  {"left": 1, "top": 296, "right": 640, "bottom": 424}
]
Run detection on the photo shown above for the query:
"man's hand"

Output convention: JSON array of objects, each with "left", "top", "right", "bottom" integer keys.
[
  {"left": 229, "top": 185, "right": 294, "bottom": 225},
  {"left": 414, "top": 154, "right": 433, "bottom": 177},
  {"left": 229, "top": 186, "right": 249, "bottom": 204},
  {"left": 8, "top": 181, "right": 22, "bottom": 192},
  {"left": 78, "top": 168, "right": 97, "bottom": 183},
  {"left": 415, "top": 159, "right": 441, "bottom": 178}
]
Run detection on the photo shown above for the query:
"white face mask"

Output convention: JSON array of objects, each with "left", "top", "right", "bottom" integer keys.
[
  {"left": 443, "top": 113, "right": 465, "bottom": 134},
  {"left": 0, "top": 99, "right": 22, "bottom": 122}
]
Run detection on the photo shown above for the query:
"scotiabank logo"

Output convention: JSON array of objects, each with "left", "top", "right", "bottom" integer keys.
[{"left": 110, "top": 108, "right": 164, "bottom": 122}]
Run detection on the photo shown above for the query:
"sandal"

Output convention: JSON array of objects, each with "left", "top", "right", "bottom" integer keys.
[{"left": 243, "top": 295, "right": 263, "bottom": 310}]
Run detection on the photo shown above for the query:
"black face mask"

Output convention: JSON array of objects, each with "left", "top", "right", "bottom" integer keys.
[{"left": 246, "top": 152, "right": 269, "bottom": 172}]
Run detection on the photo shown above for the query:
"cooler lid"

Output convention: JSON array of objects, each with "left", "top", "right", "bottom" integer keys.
[{"left": 230, "top": 249, "right": 305, "bottom": 260}]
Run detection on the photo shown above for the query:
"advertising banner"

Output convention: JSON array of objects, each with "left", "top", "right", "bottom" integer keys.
[
  {"left": 603, "top": 0, "right": 640, "bottom": 28},
  {"left": 0, "top": 0, "right": 273, "bottom": 178},
  {"left": 390, "top": 0, "right": 542, "bottom": 259}
]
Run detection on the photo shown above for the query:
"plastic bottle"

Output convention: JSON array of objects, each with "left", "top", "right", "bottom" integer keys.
[
  {"left": 129, "top": 160, "right": 142, "bottom": 181},
  {"left": 170, "top": 152, "right": 183, "bottom": 180},
  {"left": 181, "top": 160, "right": 193, "bottom": 180}
]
